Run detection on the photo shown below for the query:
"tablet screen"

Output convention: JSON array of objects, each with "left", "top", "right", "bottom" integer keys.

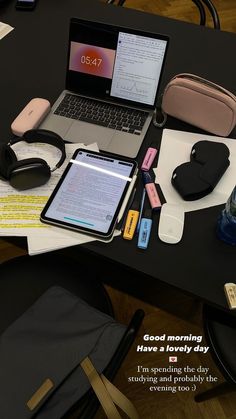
[{"left": 41, "top": 149, "right": 137, "bottom": 238}]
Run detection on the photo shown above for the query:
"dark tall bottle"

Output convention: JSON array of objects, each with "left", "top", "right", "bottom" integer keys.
[{"left": 217, "top": 186, "right": 236, "bottom": 245}]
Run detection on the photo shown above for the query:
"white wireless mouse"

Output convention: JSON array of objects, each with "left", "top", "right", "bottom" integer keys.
[{"left": 158, "top": 203, "right": 185, "bottom": 244}]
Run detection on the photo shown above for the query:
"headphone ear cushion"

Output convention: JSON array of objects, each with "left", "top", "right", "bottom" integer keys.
[
  {"left": 0, "top": 145, "right": 17, "bottom": 180},
  {"left": 8, "top": 158, "right": 51, "bottom": 190}
]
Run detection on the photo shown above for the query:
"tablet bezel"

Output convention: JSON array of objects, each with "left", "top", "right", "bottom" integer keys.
[{"left": 40, "top": 148, "right": 138, "bottom": 240}]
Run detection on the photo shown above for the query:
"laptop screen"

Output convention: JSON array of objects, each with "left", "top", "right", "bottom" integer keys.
[{"left": 66, "top": 18, "right": 168, "bottom": 109}]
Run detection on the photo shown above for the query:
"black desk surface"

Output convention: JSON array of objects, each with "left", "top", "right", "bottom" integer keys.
[{"left": 1, "top": 0, "right": 236, "bottom": 312}]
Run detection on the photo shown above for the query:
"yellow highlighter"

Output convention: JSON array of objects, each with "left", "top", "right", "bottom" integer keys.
[{"left": 123, "top": 197, "right": 140, "bottom": 240}]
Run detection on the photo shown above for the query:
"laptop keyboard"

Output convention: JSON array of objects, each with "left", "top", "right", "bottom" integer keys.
[{"left": 54, "top": 94, "right": 149, "bottom": 135}]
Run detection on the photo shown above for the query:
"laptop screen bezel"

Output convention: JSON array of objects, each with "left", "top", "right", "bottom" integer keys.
[{"left": 66, "top": 17, "right": 169, "bottom": 111}]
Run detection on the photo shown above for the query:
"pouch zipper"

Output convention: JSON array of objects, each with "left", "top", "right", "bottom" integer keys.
[{"left": 173, "top": 73, "right": 236, "bottom": 102}]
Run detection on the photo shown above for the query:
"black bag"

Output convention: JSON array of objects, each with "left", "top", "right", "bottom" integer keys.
[
  {"left": 171, "top": 140, "right": 230, "bottom": 200},
  {"left": 0, "top": 286, "right": 139, "bottom": 419}
]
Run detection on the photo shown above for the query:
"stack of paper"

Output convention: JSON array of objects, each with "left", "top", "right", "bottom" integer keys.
[{"left": 0, "top": 141, "right": 116, "bottom": 255}]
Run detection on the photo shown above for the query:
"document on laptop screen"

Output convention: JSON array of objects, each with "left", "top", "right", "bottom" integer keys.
[{"left": 110, "top": 32, "right": 166, "bottom": 105}]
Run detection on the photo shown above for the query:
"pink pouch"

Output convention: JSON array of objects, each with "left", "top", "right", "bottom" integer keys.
[{"left": 161, "top": 73, "right": 236, "bottom": 136}]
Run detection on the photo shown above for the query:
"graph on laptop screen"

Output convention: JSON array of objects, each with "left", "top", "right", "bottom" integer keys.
[{"left": 67, "top": 19, "right": 168, "bottom": 108}]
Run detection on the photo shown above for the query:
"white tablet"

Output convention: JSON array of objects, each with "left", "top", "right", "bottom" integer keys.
[{"left": 41, "top": 148, "right": 137, "bottom": 240}]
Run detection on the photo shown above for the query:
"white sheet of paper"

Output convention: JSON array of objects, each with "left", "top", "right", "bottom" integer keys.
[
  {"left": 27, "top": 229, "right": 121, "bottom": 255},
  {"left": 154, "top": 129, "right": 236, "bottom": 212},
  {"left": 0, "top": 22, "right": 14, "bottom": 40},
  {"left": 27, "top": 236, "right": 91, "bottom": 255}
]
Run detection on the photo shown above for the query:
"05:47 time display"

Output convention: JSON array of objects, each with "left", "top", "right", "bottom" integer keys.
[{"left": 80, "top": 56, "right": 102, "bottom": 67}]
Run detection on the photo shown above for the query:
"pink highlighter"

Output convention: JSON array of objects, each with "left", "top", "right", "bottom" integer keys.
[
  {"left": 142, "top": 171, "right": 161, "bottom": 210},
  {"left": 141, "top": 143, "right": 158, "bottom": 171}
]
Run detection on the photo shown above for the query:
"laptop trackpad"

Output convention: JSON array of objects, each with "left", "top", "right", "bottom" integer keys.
[{"left": 65, "top": 121, "right": 112, "bottom": 148}]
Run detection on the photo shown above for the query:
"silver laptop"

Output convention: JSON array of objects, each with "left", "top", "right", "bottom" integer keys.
[{"left": 40, "top": 18, "right": 169, "bottom": 157}]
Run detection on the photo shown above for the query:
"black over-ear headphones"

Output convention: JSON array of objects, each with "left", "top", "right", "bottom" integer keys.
[{"left": 0, "top": 129, "right": 66, "bottom": 190}]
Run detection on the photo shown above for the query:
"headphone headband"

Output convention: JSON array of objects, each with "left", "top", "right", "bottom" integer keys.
[{"left": 10, "top": 129, "right": 66, "bottom": 170}]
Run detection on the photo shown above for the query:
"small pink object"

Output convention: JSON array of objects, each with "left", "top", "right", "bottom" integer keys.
[
  {"left": 145, "top": 183, "right": 161, "bottom": 210},
  {"left": 141, "top": 143, "right": 158, "bottom": 171},
  {"left": 11, "top": 98, "right": 51, "bottom": 136},
  {"left": 162, "top": 73, "right": 236, "bottom": 137},
  {"left": 142, "top": 171, "right": 161, "bottom": 210}
]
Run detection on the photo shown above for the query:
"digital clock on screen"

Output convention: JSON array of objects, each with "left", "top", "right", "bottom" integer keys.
[{"left": 80, "top": 56, "right": 103, "bottom": 67}]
